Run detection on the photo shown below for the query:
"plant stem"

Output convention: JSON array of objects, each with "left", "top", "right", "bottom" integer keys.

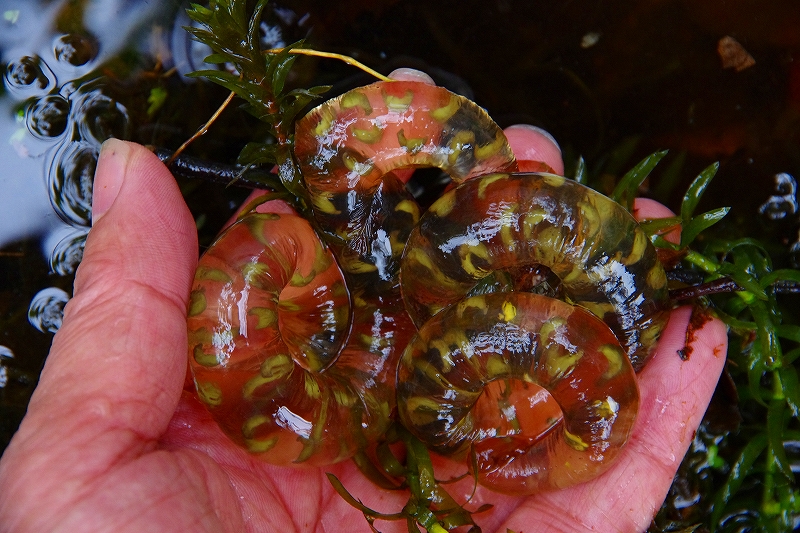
[{"left": 264, "top": 47, "right": 392, "bottom": 81}]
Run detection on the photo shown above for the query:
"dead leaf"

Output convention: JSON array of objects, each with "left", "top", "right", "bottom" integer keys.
[{"left": 717, "top": 36, "right": 755, "bottom": 72}]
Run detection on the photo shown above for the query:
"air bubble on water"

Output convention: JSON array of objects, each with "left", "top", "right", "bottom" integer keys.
[
  {"left": 791, "top": 234, "right": 800, "bottom": 269},
  {"left": 70, "top": 84, "right": 130, "bottom": 144},
  {"left": 28, "top": 287, "right": 70, "bottom": 334},
  {"left": 47, "top": 140, "right": 98, "bottom": 227},
  {"left": 169, "top": 11, "right": 215, "bottom": 79},
  {"left": 26, "top": 94, "right": 71, "bottom": 139},
  {"left": 48, "top": 226, "right": 88, "bottom": 275},
  {"left": 0, "top": 346, "right": 13, "bottom": 360},
  {"left": 53, "top": 33, "right": 98, "bottom": 67},
  {"left": 4, "top": 55, "right": 56, "bottom": 96},
  {"left": 0, "top": 346, "right": 11, "bottom": 389},
  {"left": 758, "top": 173, "right": 797, "bottom": 220},
  {"left": 260, "top": 22, "right": 285, "bottom": 49}
]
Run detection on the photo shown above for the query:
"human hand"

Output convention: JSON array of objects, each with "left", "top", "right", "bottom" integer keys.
[{"left": 0, "top": 116, "right": 726, "bottom": 533}]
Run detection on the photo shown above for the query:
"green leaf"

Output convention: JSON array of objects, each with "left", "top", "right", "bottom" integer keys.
[
  {"left": 638, "top": 215, "right": 681, "bottom": 238},
  {"left": 273, "top": 145, "right": 305, "bottom": 195},
  {"left": 710, "top": 432, "right": 768, "bottom": 528},
  {"left": 714, "top": 308, "right": 757, "bottom": 333},
  {"left": 779, "top": 365, "right": 800, "bottom": 417},
  {"left": 683, "top": 249, "right": 721, "bottom": 273},
  {"left": 186, "top": 3, "right": 211, "bottom": 18},
  {"left": 611, "top": 150, "right": 668, "bottom": 210},
  {"left": 760, "top": 268, "right": 800, "bottom": 289},
  {"left": 351, "top": 450, "right": 401, "bottom": 490},
  {"left": 776, "top": 324, "right": 800, "bottom": 343},
  {"left": 680, "top": 161, "right": 720, "bottom": 223},
  {"left": 185, "top": 68, "right": 239, "bottom": 84},
  {"left": 326, "top": 473, "right": 405, "bottom": 520},
  {"left": 680, "top": 206, "right": 730, "bottom": 247},
  {"left": 375, "top": 438, "right": 406, "bottom": 478},
  {"left": 238, "top": 142, "right": 278, "bottom": 166},
  {"left": 751, "top": 299, "right": 783, "bottom": 367},
  {"left": 767, "top": 399, "right": 795, "bottom": 480},
  {"left": 718, "top": 262, "right": 768, "bottom": 301},
  {"left": 269, "top": 48, "right": 298, "bottom": 96},
  {"left": 747, "top": 337, "right": 768, "bottom": 406},
  {"left": 146, "top": 86, "right": 168, "bottom": 117},
  {"left": 281, "top": 92, "right": 322, "bottom": 124},
  {"left": 308, "top": 84, "right": 334, "bottom": 95},
  {"left": 785, "top": 346, "right": 800, "bottom": 365},
  {"left": 650, "top": 234, "right": 681, "bottom": 252},
  {"left": 246, "top": 0, "right": 270, "bottom": 64},
  {"left": 652, "top": 149, "right": 687, "bottom": 201},
  {"left": 202, "top": 53, "right": 230, "bottom": 64},
  {"left": 706, "top": 237, "right": 771, "bottom": 257}
]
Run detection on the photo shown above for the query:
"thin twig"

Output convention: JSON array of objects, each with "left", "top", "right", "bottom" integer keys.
[
  {"left": 265, "top": 47, "right": 392, "bottom": 82},
  {"left": 166, "top": 90, "right": 236, "bottom": 166},
  {"left": 669, "top": 278, "right": 741, "bottom": 301}
]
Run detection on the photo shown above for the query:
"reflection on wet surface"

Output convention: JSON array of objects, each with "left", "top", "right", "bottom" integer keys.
[{"left": 27, "top": 286, "right": 69, "bottom": 334}]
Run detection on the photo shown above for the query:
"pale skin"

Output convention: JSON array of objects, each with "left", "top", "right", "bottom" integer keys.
[{"left": 0, "top": 74, "right": 728, "bottom": 533}]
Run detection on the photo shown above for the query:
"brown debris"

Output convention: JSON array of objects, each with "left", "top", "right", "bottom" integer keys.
[{"left": 717, "top": 36, "right": 756, "bottom": 72}]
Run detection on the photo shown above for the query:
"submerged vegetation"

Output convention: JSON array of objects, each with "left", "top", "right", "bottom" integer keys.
[{"left": 595, "top": 155, "right": 800, "bottom": 533}]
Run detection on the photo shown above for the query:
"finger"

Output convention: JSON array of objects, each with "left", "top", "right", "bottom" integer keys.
[
  {"left": 633, "top": 197, "right": 681, "bottom": 244},
  {"left": 504, "top": 124, "right": 565, "bottom": 175},
  {"left": 618, "top": 307, "right": 727, "bottom": 524},
  {"left": 495, "top": 307, "right": 727, "bottom": 532},
  {"left": 221, "top": 189, "right": 296, "bottom": 230},
  {"left": 388, "top": 67, "right": 435, "bottom": 84},
  {"left": 0, "top": 140, "right": 197, "bottom": 496}
]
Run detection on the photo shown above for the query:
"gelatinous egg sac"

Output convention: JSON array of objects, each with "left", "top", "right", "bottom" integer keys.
[
  {"left": 187, "top": 80, "right": 669, "bottom": 495},
  {"left": 397, "top": 292, "right": 639, "bottom": 494}
]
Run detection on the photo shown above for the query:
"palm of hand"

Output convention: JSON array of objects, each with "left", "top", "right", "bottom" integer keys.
[{"left": 0, "top": 142, "right": 727, "bottom": 533}]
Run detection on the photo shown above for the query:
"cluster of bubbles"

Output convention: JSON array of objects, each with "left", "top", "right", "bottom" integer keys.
[
  {"left": 4, "top": 33, "right": 130, "bottom": 335},
  {"left": 758, "top": 173, "right": 800, "bottom": 267},
  {"left": 0, "top": 346, "right": 12, "bottom": 389},
  {"left": 10, "top": 3, "right": 309, "bottom": 341}
]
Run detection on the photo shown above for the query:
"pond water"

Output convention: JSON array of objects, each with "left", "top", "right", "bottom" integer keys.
[{"left": 1, "top": 0, "right": 799, "bottom": 529}]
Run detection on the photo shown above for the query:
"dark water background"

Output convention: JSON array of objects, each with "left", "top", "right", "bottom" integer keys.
[{"left": 1, "top": 0, "right": 799, "bottom": 529}]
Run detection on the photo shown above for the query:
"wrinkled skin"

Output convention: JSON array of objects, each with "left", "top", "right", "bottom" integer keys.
[{"left": 0, "top": 99, "right": 727, "bottom": 532}]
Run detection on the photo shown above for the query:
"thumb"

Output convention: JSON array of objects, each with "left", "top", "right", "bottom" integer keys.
[{"left": 4, "top": 139, "right": 197, "bottom": 473}]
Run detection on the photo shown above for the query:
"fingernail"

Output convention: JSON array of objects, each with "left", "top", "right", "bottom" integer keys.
[
  {"left": 387, "top": 68, "right": 435, "bottom": 85},
  {"left": 506, "top": 124, "right": 561, "bottom": 154},
  {"left": 92, "top": 138, "right": 130, "bottom": 224}
]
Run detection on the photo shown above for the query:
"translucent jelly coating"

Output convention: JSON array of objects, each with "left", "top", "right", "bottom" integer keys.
[
  {"left": 294, "top": 80, "right": 517, "bottom": 284},
  {"left": 187, "top": 213, "right": 402, "bottom": 466},
  {"left": 400, "top": 173, "right": 670, "bottom": 370},
  {"left": 396, "top": 292, "right": 639, "bottom": 494}
]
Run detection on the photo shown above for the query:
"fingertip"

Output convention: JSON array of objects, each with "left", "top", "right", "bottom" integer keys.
[
  {"left": 631, "top": 198, "right": 681, "bottom": 244},
  {"left": 10, "top": 141, "right": 198, "bottom": 470},
  {"left": 387, "top": 67, "right": 435, "bottom": 85},
  {"left": 503, "top": 124, "right": 565, "bottom": 175},
  {"left": 92, "top": 138, "right": 130, "bottom": 224},
  {"left": 634, "top": 306, "right": 727, "bottom": 458},
  {"left": 80, "top": 140, "right": 197, "bottom": 302},
  {"left": 639, "top": 306, "right": 727, "bottom": 392},
  {"left": 631, "top": 197, "right": 677, "bottom": 222},
  {"left": 506, "top": 124, "right": 561, "bottom": 153}
]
